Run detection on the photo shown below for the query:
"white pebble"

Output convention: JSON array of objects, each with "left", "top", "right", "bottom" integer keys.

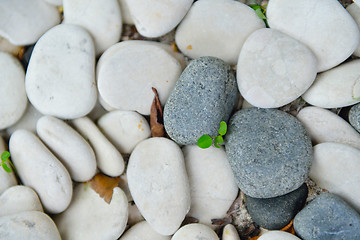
[
  {"left": 171, "top": 223, "right": 219, "bottom": 240},
  {"left": 258, "top": 230, "right": 301, "bottom": 240},
  {"left": 347, "top": 3, "right": 360, "bottom": 57},
  {"left": 118, "top": 0, "right": 134, "bottom": 25},
  {"left": 6, "top": 103, "right": 43, "bottom": 135},
  {"left": 120, "top": 221, "right": 171, "bottom": 240},
  {"left": 42, "top": 0, "right": 62, "bottom": 6},
  {"left": 222, "top": 224, "right": 240, "bottom": 240}
]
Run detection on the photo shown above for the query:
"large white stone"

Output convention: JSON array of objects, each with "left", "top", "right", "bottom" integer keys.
[
  {"left": 118, "top": 0, "right": 134, "bottom": 25},
  {"left": 54, "top": 183, "right": 128, "bottom": 240},
  {"left": 0, "top": 137, "right": 17, "bottom": 195},
  {"left": 0, "top": 52, "right": 27, "bottom": 130},
  {"left": 0, "top": 0, "right": 60, "bottom": 45},
  {"left": 25, "top": 24, "right": 97, "bottom": 119},
  {"left": 297, "top": 106, "right": 360, "bottom": 149},
  {"left": 183, "top": 145, "right": 238, "bottom": 227},
  {"left": 72, "top": 117, "right": 125, "bottom": 177},
  {"left": 222, "top": 224, "right": 240, "bottom": 240},
  {"left": 171, "top": 223, "right": 219, "bottom": 240},
  {"left": 258, "top": 230, "right": 301, "bottom": 240},
  {"left": 37, "top": 116, "right": 97, "bottom": 182},
  {"left": 97, "top": 40, "right": 182, "bottom": 115},
  {"left": 120, "top": 221, "right": 171, "bottom": 240},
  {"left": 127, "top": 138, "right": 190, "bottom": 236},
  {"left": 347, "top": 3, "right": 360, "bottom": 57},
  {"left": 127, "top": 0, "right": 193, "bottom": 38},
  {"left": 9, "top": 130, "right": 72, "bottom": 214},
  {"left": 42, "top": 0, "right": 62, "bottom": 6},
  {"left": 310, "top": 142, "right": 360, "bottom": 212},
  {"left": 175, "top": 0, "right": 265, "bottom": 65},
  {"left": 6, "top": 103, "right": 43, "bottom": 135},
  {"left": 267, "top": 0, "right": 360, "bottom": 72},
  {"left": 237, "top": 28, "right": 317, "bottom": 108},
  {"left": 97, "top": 110, "right": 151, "bottom": 154}
]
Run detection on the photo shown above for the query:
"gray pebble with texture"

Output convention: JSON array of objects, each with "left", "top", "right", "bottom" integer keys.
[{"left": 349, "top": 103, "right": 360, "bottom": 133}]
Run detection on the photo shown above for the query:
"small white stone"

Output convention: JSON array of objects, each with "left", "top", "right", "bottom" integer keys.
[
  {"left": 0, "top": 0, "right": 60, "bottom": 45},
  {"left": 171, "top": 223, "right": 219, "bottom": 240},
  {"left": 0, "top": 137, "right": 17, "bottom": 195},
  {"left": 97, "top": 110, "right": 151, "bottom": 154},
  {"left": 183, "top": 145, "right": 238, "bottom": 227},
  {"left": 127, "top": 138, "right": 190, "bottom": 236},
  {"left": 37, "top": 116, "right": 97, "bottom": 182},
  {"left": 0, "top": 211, "right": 61, "bottom": 240},
  {"left": 118, "top": 0, "right": 134, "bottom": 25},
  {"left": 6, "top": 103, "right": 43, "bottom": 135},
  {"left": 310, "top": 142, "right": 360, "bottom": 212},
  {"left": 347, "top": 3, "right": 360, "bottom": 57},
  {"left": 9, "top": 130, "right": 72, "bottom": 214},
  {"left": 0, "top": 52, "right": 27, "bottom": 130},
  {"left": 26, "top": 24, "right": 97, "bottom": 119},
  {"left": 127, "top": 0, "right": 193, "bottom": 38},
  {"left": 222, "top": 224, "right": 240, "bottom": 240},
  {"left": 297, "top": 106, "right": 360, "bottom": 149},
  {"left": 175, "top": 0, "right": 265, "bottom": 65},
  {"left": 72, "top": 117, "right": 125, "bottom": 177},
  {"left": 258, "top": 230, "right": 301, "bottom": 240},
  {"left": 0, "top": 36, "right": 24, "bottom": 56},
  {"left": 42, "top": 0, "right": 62, "bottom": 6},
  {"left": 267, "top": 0, "right": 360, "bottom": 72},
  {"left": 120, "top": 221, "right": 171, "bottom": 240},
  {"left": 54, "top": 183, "right": 128, "bottom": 240},
  {"left": 0, "top": 186, "right": 43, "bottom": 216}
]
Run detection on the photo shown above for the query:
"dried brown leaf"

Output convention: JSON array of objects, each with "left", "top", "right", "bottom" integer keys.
[
  {"left": 150, "top": 87, "right": 168, "bottom": 138},
  {"left": 89, "top": 173, "right": 121, "bottom": 204},
  {"left": 280, "top": 219, "right": 295, "bottom": 235},
  {"left": 211, "top": 216, "right": 232, "bottom": 226}
]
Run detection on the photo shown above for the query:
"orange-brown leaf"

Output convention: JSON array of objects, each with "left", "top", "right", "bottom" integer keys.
[
  {"left": 249, "top": 236, "right": 260, "bottom": 240},
  {"left": 280, "top": 219, "right": 295, "bottom": 234},
  {"left": 89, "top": 173, "right": 121, "bottom": 204},
  {"left": 150, "top": 87, "right": 168, "bottom": 138}
]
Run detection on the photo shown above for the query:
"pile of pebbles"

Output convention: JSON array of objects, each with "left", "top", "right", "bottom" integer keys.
[{"left": 0, "top": 0, "right": 360, "bottom": 239}]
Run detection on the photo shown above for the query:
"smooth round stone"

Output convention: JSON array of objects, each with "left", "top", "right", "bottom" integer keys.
[
  {"left": 97, "top": 40, "right": 182, "bottom": 115},
  {"left": 0, "top": 0, "right": 60, "bottom": 45},
  {"left": 0, "top": 211, "right": 61, "bottom": 240},
  {"left": 237, "top": 28, "right": 317, "bottom": 108},
  {"left": 127, "top": 202, "right": 144, "bottom": 226},
  {"left": 297, "top": 106, "right": 360, "bottom": 149},
  {"left": 120, "top": 221, "right": 171, "bottom": 240},
  {"left": 245, "top": 183, "right": 308, "bottom": 230},
  {"left": 0, "top": 186, "right": 43, "bottom": 216},
  {"left": 225, "top": 108, "right": 312, "bottom": 198},
  {"left": 9, "top": 130, "right": 72, "bottom": 214},
  {"left": 0, "top": 36, "right": 24, "bottom": 56},
  {"left": 302, "top": 60, "right": 360, "bottom": 108},
  {"left": 127, "top": 0, "right": 193, "bottom": 38},
  {"left": 294, "top": 193, "right": 360, "bottom": 240},
  {"left": 6, "top": 103, "right": 43, "bottom": 135},
  {"left": 97, "top": 110, "right": 151, "bottom": 154},
  {"left": 310, "top": 142, "right": 360, "bottom": 212},
  {"left": 349, "top": 103, "right": 360, "bottom": 132},
  {"left": 222, "top": 224, "right": 240, "bottom": 240},
  {"left": 183, "top": 145, "right": 238, "bottom": 226},
  {"left": 72, "top": 117, "right": 125, "bottom": 177},
  {"left": 258, "top": 231, "right": 301, "bottom": 240},
  {"left": 347, "top": 3, "right": 360, "bottom": 57},
  {"left": 25, "top": 24, "right": 97, "bottom": 119},
  {"left": 127, "top": 138, "right": 190, "bottom": 236},
  {"left": 37, "top": 116, "right": 97, "bottom": 182},
  {"left": 171, "top": 223, "right": 219, "bottom": 240},
  {"left": 54, "top": 183, "right": 128, "bottom": 240},
  {"left": 63, "top": 0, "right": 122, "bottom": 56},
  {"left": 164, "top": 56, "right": 238, "bottom": 145},
  {"left": 267, "top": 0, "right": 360, "bottom": 72},
  {"left": 175, "top": 0, "right": 265, "bottom": 65},
  {"left": 0, "top": 137, "right": 17, "bottom": 196},
  {"left": 42, "top": 0, "right": 62, "bottom": 6},
  {"left": 118, "top": 0, "right": 134, "bottom": 25},
  {"left": 0, "top": 52, "right": 27, "bottom": 130}
]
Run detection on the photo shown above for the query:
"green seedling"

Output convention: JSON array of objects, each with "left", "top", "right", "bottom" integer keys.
[
  {"left": 1, "top": 151, "right": 16, "bottom": 174},
  {"left": 197, "top": 121, "right": 227, "bottom": 149},
  {"left": 250, "top": 4, "right": 269, "bottom": 27}
]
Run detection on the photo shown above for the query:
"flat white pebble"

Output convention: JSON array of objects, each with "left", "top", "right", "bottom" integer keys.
[
  {"left": 120, "top": 221, "right": 171, "bottom": 240},
  {"left": 171, "top": 223, "right": 219, "bottom": 240},
  {"left": 258, "top": 230, "right": 301, "bottom": 240},
  {"left": 6, "top": 103, "right": 43, "bottom": 135},
  {"left": 222, "top": 224, "right": 240, "bottom": 240},
  {"left": 118, "top": 0, "right": 134, "bottom": 24},
  {"left": 347, "top": 3, "right": 360, "bottom": 57}
]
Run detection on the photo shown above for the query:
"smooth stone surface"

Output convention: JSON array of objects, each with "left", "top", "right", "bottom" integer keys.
[
  {"left": 349, "top": 103, "right": 360, "bottom": 132},
  {"left": 127, "top": 202, "right": 144, "bottom": 226},
  {"left": 120, "top": 221, "right": 171, "bottom": 240},
  {"left": 310, "top": 142, "right": 360, "bottom": 212},
  {"left": 237, "top": 28, "right": 317, "bottom": 108},
  {"left": 245, "top": 183, "right": 308, "bottom": 230},
  {"left": 97, "top": 40, "right": 182, "bottom": 115},
  {"left": 127, "top": 138, "right": 190, "bottom": 236},
  {"left": 164, "top": 56, "right": 238, "bottom": 145},
  {"left": 26, "top": 24, "right": 97, "bottom": 119},
  {"left": 0, "top": 136, "right": 17, "bottom": 196},
  {"left": 118, "top": 0, "right": 134, "bottom": 25},
  {"left": 294, "top": 193, "right": 360, "bottom": 240},
  {"left": 0, "top": 52, "right": 27, "bottom": 130},
  {"left": 127, "top": 0, "right": 193, "bottom": 38},
  {"left": 0, "top": 36, "right": 24, "bottom": 56},
  {"left": 63, "top": 0, "right": 122, "bottom": 56},
  {"left": 267, "top": 0, "right": 360, "bottom": 72},
  {"left": 183, "top": 145, "right": 238, "bottom": 226},
  {"left": 225, "top": 108, "right": 312, "bottom": 198},
  {"left": 171, "top": 223, "right": 219, "bottom": 240},
  {"left": 258, "top": 231, "right": 301, "bottom": 240},
  {"left": 42, "top": 0, "right": 62, "bottom": 6},
  {"left": 72, "top": 117, "right": 125, "bottom": 177},
  {"left": 37, "top": 116, "right": 97, "bottom": 182},
  {"left": 347, "top": 3, "right": 360, "bottom": 57},
  {"left": 0, "top": 211, "right": 61, "bottom": 240},
  {"left": 222, "top": 224, "right": 240, "bottom": 240},
  {"left": 9, "top": 130, "right": 72, "bottom": 214},
  {"left": 297, "top": 106, "right": 360, "bottom": 149},
  {"left": 97, "top": 110, "right": 151, "bottom": 154},
  {"left": 0, "top": 0, "right": 60, "bottom": 45},
  {"left": 0, "top": 185, "right": 43, "bottom": 216},
  {"left": 54, "top": 183, "right": 128, "bottom": 240},
  {"left": 6, "top": 103, "right": 43, "bottom": 135},
  {"left": 302, "top": 60, "right": 360, "bottom": 108},
  {"left": 175, "top": 0, "right": 264, "bottom": 65}
]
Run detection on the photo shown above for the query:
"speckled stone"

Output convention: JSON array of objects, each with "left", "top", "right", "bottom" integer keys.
[
  {"left": 164, "top": 57, "right": 238, "bottom": 145},
  {"left": 245, "top": 183, "right": 308, "bottom": 230},
  {"left": 349, "top": 103, "right": 360, "bottom": 133},
  {"left": 225, "top": 108, "right": 312, "bottom": 198},
  {"left": 294, "top": 193, "right": 360, "bottom": 240}
]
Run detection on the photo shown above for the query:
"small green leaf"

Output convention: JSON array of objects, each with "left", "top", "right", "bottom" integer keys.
[
  {"left": 218, "top": 121, "right": 227, "bottom": 136},
  {"left": 214, "top": 136, "right": 224, "bottom": 148},
  {"left": 255, "top": 8, "right": 267, "bottom": 20},
  {"left": 1, "top": 151, "right": 10, "bottom": 161},
  {"left": 249, "top": 5, "right": 260, "bottom": 11},
  {"left": 197, "top": 135, "right": 213, "bottom": 149},
  {"left": 2, "top": 163, "right": 11, "bottom": 173}
]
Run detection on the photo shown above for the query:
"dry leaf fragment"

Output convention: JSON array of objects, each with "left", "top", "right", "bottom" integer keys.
[
  {"left": 211, "top": 216, "right": 232, "bottom": 226},
  {"left": 280, "top": 219, "right": 295, "bottom": 235},
  {"left": 150, "top": 87, "right": 168, "bottom": 138},
  {"left": 88, "top": 173, "right": 121, "bottom": 204},
  {"left": 249, "top": 236, "right": 260, "bottom": 240}
]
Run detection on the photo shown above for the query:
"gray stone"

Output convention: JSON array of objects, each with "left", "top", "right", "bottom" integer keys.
[
  {"left": 245, "top": 183, "right": 308, "bottom": 230},
  {"left": 225, "top": 108, "right": 312, "bottom": 198},
  {"left": 294, "top": 193, "right": 360, "bottom": 240},
  {"left": 349, "top": 103, "right": 360, "bottom": 133},
  {"left": 164, "top": 56, "right": 238, "bottom": 145}
]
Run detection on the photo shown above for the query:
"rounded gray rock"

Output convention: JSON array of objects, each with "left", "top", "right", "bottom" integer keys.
[
  {"left": 225, "top": 108, "right": 312, "bottom": 198},
  {"left": 349, "top": 103, "right": 360, "bottom": 133}
]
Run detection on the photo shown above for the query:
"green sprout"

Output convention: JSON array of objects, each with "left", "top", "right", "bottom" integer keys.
[
  {"left": 1, "top": 151, "right": 16, "bottom": 174},
  {"left": 250, "top": 4, "right": 269, "bottom": 27},
  {"left": 197, "top": 121, "right": 227, "bottom": 149}
]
